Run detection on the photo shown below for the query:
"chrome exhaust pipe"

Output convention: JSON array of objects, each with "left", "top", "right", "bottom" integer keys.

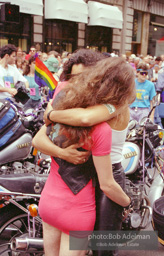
[{"left": 11, "top": 237, "right": 44, "bottom": 252}]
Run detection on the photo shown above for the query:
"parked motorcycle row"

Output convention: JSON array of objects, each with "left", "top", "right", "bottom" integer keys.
[{"left": 0, "top": 93, "right": 164, "bottom": 255}]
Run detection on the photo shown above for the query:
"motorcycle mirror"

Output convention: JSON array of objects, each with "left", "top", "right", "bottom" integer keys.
[
  {"left": 152, "top": 93, "right": 160, "bottom": 107},
  {"left": 128, "top": 120, "right": 138, "bottom": 130},
  {"left": 139, "top": 117, "right": 153, "bottom": 126},
  {"left": 146, "top": 93, "right": 161, "bottom": 120}
]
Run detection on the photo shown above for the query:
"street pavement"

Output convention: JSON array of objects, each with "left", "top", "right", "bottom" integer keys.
[{"left": 119, "top": 224, "right": 164, "bottom": 256}]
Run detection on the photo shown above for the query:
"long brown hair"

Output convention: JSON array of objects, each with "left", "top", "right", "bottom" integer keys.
[
  {"left": 53, "top": 57, "right": 135, "bottom": 146},
  {"left": 23, "top": 56, "right": 35, "bottom": 76}
]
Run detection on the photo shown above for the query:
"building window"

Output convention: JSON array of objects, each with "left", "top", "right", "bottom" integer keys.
[
  {"left": 0, "top": 13, "right": 32, "bottom": 51},
  {"left": 132, "top": 11, "right": 142, "bottom": 43},
  {"left": 132, "top": 11, "right": 142, "bottom": 55},
  {"left": 148, "top": 14, "right": 164, "bottom": 56},
  {"left": 44, "top": 20, "right": 78, "bottom": 53},
  {"left": 85, "top": 26, "right": 112, "bottom": 53}
]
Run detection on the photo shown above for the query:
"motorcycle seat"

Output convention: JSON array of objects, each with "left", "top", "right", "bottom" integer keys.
[{"left": 0, "top": 173, "right": 47, "bottom": 194}]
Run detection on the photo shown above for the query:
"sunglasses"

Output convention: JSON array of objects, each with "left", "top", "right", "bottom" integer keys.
[{"left": 140, "top": 71, "right": 148, "bottom": 76}]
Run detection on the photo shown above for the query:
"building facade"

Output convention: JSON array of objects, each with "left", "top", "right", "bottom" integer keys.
[{"left": 0, "top": 0, "right": 164, "bottom": 57}]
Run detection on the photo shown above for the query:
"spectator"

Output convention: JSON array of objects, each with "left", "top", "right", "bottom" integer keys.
[
  {"left": 22, "top": 51, "right": 27, "bottom": 61},
  {"left": 155, "top": 56, "right": 162, "bottom": 72},
  {"left": 23, "top": 56, "right": 41, "bottom": 110},
  {"left": 35, "top": 43, "right": 41, "bottom": 52},
  {"left": 47, "top": 50, "right": 58, "bottom": 58},
  {"left": 25, "top": 46, "right": 36, "bottom": 61},
  {"left": 16, "top": 47, "right": 23, "bottom": 58},
  {"left": 151, "top": 64, "right": 160, "bottom": 86},
  {"left": 22, "top": 59, "right": 28, "bottom": 74},
  {"left": 0, "top": 44, "right": 28, "bottom": 100},
  {"left": 37, "top": 51, "right": 43, "bottom": 60},
  {"left": 16, "top": 57, "right": 24, "bottom": 74},
  {"left": 148, "top": 60, "right": 155, "bottom": 81},
  {"left": 61, "top": 51, "right": 69, "bottom": 63},
  {"left": 134, "top": 57, "right": 141, "bottom": 70},
  {"left": 42, "top": 52, "right": 48, "bottom": 62},
  {"left": 44, "top": 57, "right": 59, "bottom": 80},
  {"left": 143, "top": 55, "right": 151, "bottom": 66},
  {"left": 154, "top": 71, "right": 164, "bottom": 127},
  {"left": 128, "top": 55, "right": 136, "bottom": 71},
  {"left": 130, "top": 62, "right": 156, "bottom": 122},
  {"left": 159, "top": 55, "right": 164, "bottom": 74},
  {"left": 121, "top": 54, "right": 127, "bottom": 60},
  {"left": 44, "top": 57, "right": 59, "bottom": 99},
  {"left": 156, "top": 70, "right": 164, "bottom": 93}
]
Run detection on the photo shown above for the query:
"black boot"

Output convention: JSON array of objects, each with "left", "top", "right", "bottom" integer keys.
[{"left": 92, "top": 249, "right": 119, "bottom": 256}]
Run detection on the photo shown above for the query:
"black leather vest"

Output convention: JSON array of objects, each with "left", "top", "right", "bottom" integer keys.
[
  {"left": 54, "top": 152, "right": 96, "bottom": 195},
  {"left": 47, "top": 123, "right": 96, "bottom": 195}
]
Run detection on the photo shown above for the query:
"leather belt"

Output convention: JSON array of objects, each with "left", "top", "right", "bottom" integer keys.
[{"left": 112, "top": 162, "right": 122, "bottom": 171}]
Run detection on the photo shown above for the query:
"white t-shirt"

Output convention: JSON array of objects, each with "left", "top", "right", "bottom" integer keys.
[
  {"left": 104, "top": 104, "right": 128, "bottom": 164},
  {"left": 111, "top": 127, "right": 128, "bottom": 164},
  {"left": 0, "top": 64, "right": 27, "bottom": 99}
]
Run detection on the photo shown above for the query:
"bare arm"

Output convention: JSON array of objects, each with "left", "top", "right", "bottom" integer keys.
[
  {"left": 32, "top": 125, "right": 90, "bottom": 165},
  {"left": 44, "top": 102, "right": 125, "bottom": 127},
  {"left": 93, "top": 154, "right": 130, "bottom": 207},
  {"left": 0, "top": 86, "right": 17, "bottom": 96}
]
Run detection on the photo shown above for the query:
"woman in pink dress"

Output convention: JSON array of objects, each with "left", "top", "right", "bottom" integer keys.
[{"left": 32, "top": 57, "right": 135, "bottom": 256}]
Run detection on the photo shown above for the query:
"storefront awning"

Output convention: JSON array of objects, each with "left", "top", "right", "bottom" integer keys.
[
  {"left": 45, "top": 0, "right": 88, "bottom": 23},
  {"left": 88, "top": 1, "right": 123, "bottom": 29},
  {"left": 0, "top": 0, "right": 43, "bottom": 16}
]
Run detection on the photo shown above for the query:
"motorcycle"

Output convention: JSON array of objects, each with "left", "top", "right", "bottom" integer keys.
[
  {"left": 0, "top": 99, "right": 50, "bottom": 175},
  {"left": 0, "top": 95, "right": 164, "bottom": 255},
  {"left": 121, "top": 93, "right": 164, "bottom": 230},
  {"left": 0, "top": 94, "right": 49, "bottom": 255},
  {"left": 0, "top": 188, "right": 45, "bottom": 255}
]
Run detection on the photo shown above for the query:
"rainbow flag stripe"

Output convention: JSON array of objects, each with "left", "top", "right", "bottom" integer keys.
[{"left": 35, "top": 57, "right": 58, "bottom": 91}]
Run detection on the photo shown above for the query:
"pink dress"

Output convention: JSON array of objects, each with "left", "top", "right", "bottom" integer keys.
[{"left": 39, "top": 122, "right": 112, "bottom": 234}]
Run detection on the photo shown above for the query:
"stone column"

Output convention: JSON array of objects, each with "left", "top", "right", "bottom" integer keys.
[
  {"left": 120, "top": 0, "right": 128, "bottom": 54},
  {"left": 141, "top": 12, "right": 150, "bottom": 56}
]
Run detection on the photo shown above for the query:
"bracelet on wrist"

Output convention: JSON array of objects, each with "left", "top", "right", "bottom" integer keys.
[{"left": 47, "top": 110, "right": 54, "bottom": 122}]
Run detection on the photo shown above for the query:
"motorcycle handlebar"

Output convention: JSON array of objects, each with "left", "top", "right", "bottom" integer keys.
[{"left": 145, "top": 137, "right": 155, "bottom": 155}]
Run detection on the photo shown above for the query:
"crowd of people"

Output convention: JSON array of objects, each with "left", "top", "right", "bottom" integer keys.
[
  {"left": 14, "top": 45, "right": 72, "bottom": 78},
  {"left": 0, "top": 43, "right": 164, "bottom": 113},
  {"left": 0, "top": 44, "right": 73, "bottom": 108},
  {"left": 1, "top": 43, "right": 164, "bottom": 256}
]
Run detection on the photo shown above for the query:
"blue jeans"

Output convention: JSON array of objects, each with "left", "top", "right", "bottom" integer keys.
[{"left": 130, "top": 107, "right": 149, "bottom": 123}]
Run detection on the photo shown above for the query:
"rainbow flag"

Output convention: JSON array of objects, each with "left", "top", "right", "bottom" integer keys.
[{"left": 35, "top": 57, "right": 58, "bottom": 91}]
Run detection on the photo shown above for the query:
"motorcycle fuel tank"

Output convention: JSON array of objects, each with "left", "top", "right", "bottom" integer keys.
[
  {"left": 0, "top": 133, "right": 32, "bottom": 165},
  {"left": 121, "top": 142, "right": 140, "bottom": 175}
]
